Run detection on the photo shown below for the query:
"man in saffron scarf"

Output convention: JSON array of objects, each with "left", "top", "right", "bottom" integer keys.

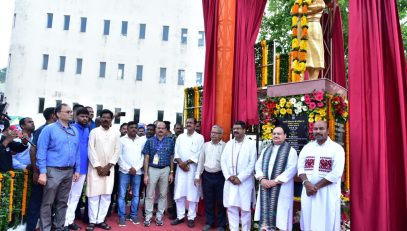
[{"left": 254, "top": 126, "right": 298, "bottom": 231}]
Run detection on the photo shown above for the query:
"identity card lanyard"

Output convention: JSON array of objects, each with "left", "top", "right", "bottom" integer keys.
[{"left": 153, "top": 137, "right": 164, "bottom": 165}]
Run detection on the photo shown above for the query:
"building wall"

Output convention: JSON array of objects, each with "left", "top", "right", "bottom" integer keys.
[{"left": 5, "top": 0, "right": 205, "bottom": 127}]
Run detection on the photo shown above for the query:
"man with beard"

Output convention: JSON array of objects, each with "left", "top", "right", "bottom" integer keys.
[
  {"left": 171, "top": 118, "right": 204, "bottom": 228},
  {"left": 145, "top": 124, "right": 156, "bottom": 139},
  {"left": 254, "top": 126, "right": 298, "bottom": 231},
  {"left": 221, "top": 121, "right": 256, "bottom": 231},
  {"left": 298, "top": 121, "right": 344, "bottom": 231},
  {"left": 86, "top": 106, "right": 96, "bottom": 130},
  {"left": 119, "top": 123, "right": 128, "bottom": 137},
  {"left": 12, "top": 117, "right": 35, "bottom": 170},
  {"left": 173, "top": 123, "right": 184, "bottom": 139},
  {"left": 86, "top": 109, "right": 121, "bottom": 231},
  {"left": 64, "top": 108, "right": 90, "bottom": 230}
]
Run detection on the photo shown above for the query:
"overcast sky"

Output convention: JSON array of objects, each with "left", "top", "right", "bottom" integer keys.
[{"left": 0, "top": 0, "right": 15, "bottom": 69}]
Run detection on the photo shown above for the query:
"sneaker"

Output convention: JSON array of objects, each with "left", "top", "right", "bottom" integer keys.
[
  {"left": 118, "top": 218, "right": 126, "bottom": 227},
  {"left": 187, "top": 219, "right": 195, "bottom": 228},
  {"left": 131, "top": 217, "right": 140, "bottom": 225},
  {"left": 125, "top": 214, "right": 131, "bottom": 221},
  {"left": 144, "top": 219, "right": 151, "bottom": 227},
  {"left": 156, "top": 218, "right": 164, "bottom": 226},
  {"left": 170, "top": 218, "right": 184, "bottom": 225},
  {"left": 202, "top": 224, "right": 212, "bottom": 231},
  {"left": 68, "top": 223, "right": 81, "bottom": 230}
]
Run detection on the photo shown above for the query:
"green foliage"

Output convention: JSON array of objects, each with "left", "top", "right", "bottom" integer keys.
[{"left": 398, "top": 0, "right": 407, "bottom": 57}]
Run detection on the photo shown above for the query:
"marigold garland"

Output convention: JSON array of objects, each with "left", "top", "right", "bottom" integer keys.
[
  {"left": 194, "top": 86, "right": 200, "bottom": 120},
  {"left": 345, "top": 120, "right": 350, "bottom": 190},
  {"left": 9, "top": 171, "right": 15, "bottom": 222},
  {"left": 328, "top": 96, "right": 335, "bottom": 141},
  {"left": 21, "top": 170, "right": 29, "bottom": 216},
  {"left": 261, "top": 40, "right": 268, "bottom": 86},
  {"left": 0, "top": 173, "right": 3, "bottom": 201}
]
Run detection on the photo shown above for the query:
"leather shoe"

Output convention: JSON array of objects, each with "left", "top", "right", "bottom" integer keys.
[
  {"left": 170, "top": 218, "right": 184, "bottom": 225},
  {"left": 68, "top": 223, "right": 81, "bottom": 230},
  {"left": 95, "top": 222, "right": 111, "bottom": 230},
  {"left": 188, "top": 219, "right": 195, "bottom": 228}
]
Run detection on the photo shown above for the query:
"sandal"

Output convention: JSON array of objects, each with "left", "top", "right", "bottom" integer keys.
[
  {"left": 86, "top": 223, "right": 95, "bottom": 231},
  {"left": 96, "top": 222, "right": 111, "bottom": 230}
]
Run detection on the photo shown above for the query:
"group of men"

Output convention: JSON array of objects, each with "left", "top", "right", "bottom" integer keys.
[{"left": 0, "top": 101, "right": 344, "bottom": 231}]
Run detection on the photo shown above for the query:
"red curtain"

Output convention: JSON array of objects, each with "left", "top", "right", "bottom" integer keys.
[
  {"left": 201, "top": 0, "right": 219, "bottom": 141},
  {"left": 331, "top": 5, "right": 346, "bottom": 88},
  {"left": 232, "top": 0, "right": 266, "bottom": 125},
  {"left": 349, "top": 0, "right": 407, "bottom": 230}
]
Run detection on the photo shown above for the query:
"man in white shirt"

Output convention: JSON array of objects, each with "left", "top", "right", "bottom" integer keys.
[
  {"left": 298, "top": 121, "right": 345, "bottom": 231},
  {"left": 254, "top": 126, "right": 298, "bottom": 231},
  {"left": 171, "top": 118, "right": 204, "bottom": 228},
  {"left": 117, "top": 121, "right": 146, "bottom": 226},
  {"left": 195, "top": 125, "right": 226, "bottom": 231},
  {"left": 221, "top": 121, "right": 256, "bottom": 231}
]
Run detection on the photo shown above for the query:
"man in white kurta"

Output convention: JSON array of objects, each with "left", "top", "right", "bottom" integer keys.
[
  {"left": 298, "top": 121, "right": 344, "bottom": 231},
  {"left": 172, "top": 118, "right": 204, "bottom": 228},
  {"left": 86, "top": 110, "right": 121, "bottom": 230},
  {"left": 221, "top": 121, "right": 256, "bottom": 231},
  {"left": 254, "top": 126, "right": 298, "bottom": 231}
]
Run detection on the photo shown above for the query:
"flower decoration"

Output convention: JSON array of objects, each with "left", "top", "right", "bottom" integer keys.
[
  {"left": 331, "top": 94, "right": 349, "bottom": 123},
  {"left": 291, "top": 0, "right": 309, "bottom": 82}
]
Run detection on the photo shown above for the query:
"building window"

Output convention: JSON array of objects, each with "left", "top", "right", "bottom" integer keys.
[
  {"left": 96, "top": 104, "right": 103, "bottom": 116},
  {"left": 121, "top": 21, "right": 128, "bottom": 36},
  {"left": 139, "top": 23, "right": 146, "bottom": 39},
  {"left": 157, "top": 110, "right": 164, "bottom": 121},
  {"left": 176, "top": 113, "right": 183, "bottom": 124},
  {"left": 159, "top": 67, "right": 166, "bottom": 84},
  {"left": 136, "top": 65, "right": 143, "bottom": 81},
  {"left": 56, "top": 100, "right": 62, "bottom": 107},
  {"left": 80, "top": 17, "right": 87, "bottom": 32},
  {"left": 198, "top": 31, "right": 205, "bottom": 47},
  {"left": 64, "top": 15, "right": 70, "bottom": 30},
  {"left": 59, "top": 56, "right": 66, "bottom": 72},
  {"left": 47, "top": 13, "right": 53, "bottom": 28},
  {"left": 162, "top": 26, "right": 169, "bottom": 41},
  {"left": 178, "top": 69, "right": 185, "bottom": 85},
  {"left": 42, "top": 54, "right": 49, "bottom": 70},
  {"left": 99, "top": 62, "right": 106, "bottom": 77},
  {"left": 114, "top": 108, "right": 121, "bottom": 124},
  {"left": 181, "top": 28, "right": 188, "bottom": 44},
  {"left": 117, "top": 64, "right": 125, "bottom": 79},
  {"left": 76, "top": 58, "right": 82, "bottom": 74},
  {"left": 133, "top": 109, "right": 140, "bottom": 123},
  {"left": 38, "top": 98, "right": 45, "bottom": 113},
  {"left": 13, "top": 13, "right": 16, "bottom": 28},
  {"left": 103, "top": 20, "right": 110, "bottom": 35},
  {"left": 196, "top": 72, "right": 203, "bottom": 85}
]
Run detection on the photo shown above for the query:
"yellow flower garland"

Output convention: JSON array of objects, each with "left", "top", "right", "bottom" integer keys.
[
  {"left": 328, "top": 96, "right": 335, "bottom": 140},
  {"left": 345, "top": 120, "right": 350, "bottom": 190},
  {"left": 0, "top": 173, "right": 3, "bottom": 201},
  {"left": 183, "top": 89, "right": 188, "bottom": 125},
  {"left": 291, "top": 0, "right": 310, "bottom": 82},
  {"left": 22, "top": 169, "right": 29, "bottom": 216},
  {"left": 261, "top": 40, "right": 268, "bottom": 86},
  {"left": 9, "top": 171, "right": 15, "bottom": 222},
  {"left": 194, "top": 87, "right": 200, "bottom": 120}
]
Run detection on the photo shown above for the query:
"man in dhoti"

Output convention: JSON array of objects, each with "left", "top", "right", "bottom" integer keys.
[
  {"left": 298, "top": 121, "right": 344, "bottom": 231},
  {"left": 221, "top": 121, "right": 256, "bottom": 231},
  {"left": 171, "top": 118, "right": 204, "bottom": 228},
  {"left": 254, "top": 126, "right": 298, "bottom": 231},
  {"left": 86, "top": 109, "right": 121, "bottom": 231}
]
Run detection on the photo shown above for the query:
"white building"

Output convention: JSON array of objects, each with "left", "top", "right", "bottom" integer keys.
[{"left": 5, "top": 0, "right": 205, "bottom": 127}]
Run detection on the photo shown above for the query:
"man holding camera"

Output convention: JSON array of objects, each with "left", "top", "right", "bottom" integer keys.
[{"left": 86, "top": 109, "right": 121, "bottom": 231}]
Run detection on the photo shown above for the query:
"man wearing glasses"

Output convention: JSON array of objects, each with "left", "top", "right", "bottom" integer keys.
[
  {"left": 194, "top": 125, "right": 227, "bottom": 231},
  {"left": 37, "top": 103, "right": 81, "bottom": 231}
]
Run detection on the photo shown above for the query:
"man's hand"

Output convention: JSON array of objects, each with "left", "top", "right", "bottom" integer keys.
[
  {"left": 96, "top": 166, "right": 105, "bottom": 176},
  {"left": 129, "top": 167, "right": 137, "bottom": 175},
  {"left": 38, "top": 173, "right": 47, "bottom": 185},
  {"left": 178, "top": 161, "right": 189, "bottom": 172},
  {"left": 168, "top": 173, "right": 174, "bottom": 184},
  {"left": 32, "top": 171, "right": 40, "bottom": 184},
  {"left": 25, "top": 164, "right": 32, "bottom": 171},
  {"left": 102, "top": 164, "right": 112, "bottom": 175},
  {"left": 194, "top": 178, "right": 201, "bottom": 186},
  {"left": 304, "top": 181, "right": 318, "bottom": 196},
  {"left": 228, "top": 176, "right": 240, "bottom": 185},
  {"left": 144, "top": 175, "right": 149, "bottom": 185},
  {"left": 233, "top": 177, "right": 242, "bottom": 185},
  {"left": 73, "top": 173, "right": 80, "bottom": 182},
  {"left": 260, "top": 179, "right": 273, "bottom": 189}
]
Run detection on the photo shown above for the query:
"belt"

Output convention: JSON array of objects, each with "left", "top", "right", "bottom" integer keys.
[
  {"left": 48, "top": 166, "right": 73, "bottom": 170},
  {"left": 149, "top": 165, "right": 168, "bottom": 169},
  {"left": 203, "top": 170, "right": 223, "bottom": 175}
]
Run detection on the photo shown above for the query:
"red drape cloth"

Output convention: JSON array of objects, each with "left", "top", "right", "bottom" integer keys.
[
  {"left": 232, "top": 0, "right": 266, "bottom": 125},
  {"left": 331, "top": 5, "right": 346, "bottom": 88},
  {"left": 201, "top": 0, "right": 219, "bottom": 141},
  {"left": 349, "top": 0, "right": 407, "bottom": 230}
]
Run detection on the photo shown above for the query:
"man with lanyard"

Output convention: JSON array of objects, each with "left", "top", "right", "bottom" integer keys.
[
  {"left": 26, "top": 107, "right": 56, "bottom": 231},
  {"left": 142, "top": 121, "right": 174, "bottom": 227},
  {"left": 298, "top": 121, "right": 345, "bottom": 231},
  {"left": 37, "top": 103, "right": 81, "bottom": 231},
  {"left": 194, "top": 125, "right": 227, "bottom": 231},
  {"left": 64, "top": 107, "right": 90, "bottom": 230},
  {"left": 254, "top": 126, "right": 298, "bottom": 231},
  {"left": 221, "top": 121, "right": 256, "bottom": 231},
  {"left": 86, "top": 109, "right": 121, "bottom": 231},
  {"left": 171, "top": 118, "right": 204, "bottom": 228},
  {"left": 117, "top": 121, "right": 146, "bottom": 226}
]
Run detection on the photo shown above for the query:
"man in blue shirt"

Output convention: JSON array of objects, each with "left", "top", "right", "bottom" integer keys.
[
  {"left": 12, "top": 117, "right": 35, "bottom": 170},
  {"left": 37, "top": 103, "right": 81, "bottom": 231},
  {"left": 64, "top": 107, "right": 90, "bottom": 230},
  {"left": 85, "top": 106, "right": 96, "bottom": 131},
  {"left": 26, "top": 107, "right": 56, "bottom": 231},
  {"left": 142, "top": 121, "right": 175, "bottom": 227}
]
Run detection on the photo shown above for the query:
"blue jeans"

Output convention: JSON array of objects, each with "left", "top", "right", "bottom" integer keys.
[{"left": 118, "top": 172, "right": 141, "bottom": 219}]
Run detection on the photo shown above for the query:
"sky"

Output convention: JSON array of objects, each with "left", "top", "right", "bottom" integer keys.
[{"left": 0, "top": 0, "right": 15, "bottom": 69}]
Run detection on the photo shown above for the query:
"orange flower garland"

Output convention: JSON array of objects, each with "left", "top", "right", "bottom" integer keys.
[
  {"left": 194, "top": 86, "right": 200, "bottom": 120},
  {"left": 345, "top": 120, "right": 350, "bottom": 190},
  {"left": 9, "top": 171, "right": 15, "bottom": 222},
  {"left": 261, "top": 40, "right": 269, "bottom": 86},
  {"left": 328, "top": 96, "right": 335, "bottom": 140},
  {"left": 0, "top": 173, "right": 3, "bottom": 201},
  {"left": 21, "top": 169, "right": 29, "bottom": 216}
]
